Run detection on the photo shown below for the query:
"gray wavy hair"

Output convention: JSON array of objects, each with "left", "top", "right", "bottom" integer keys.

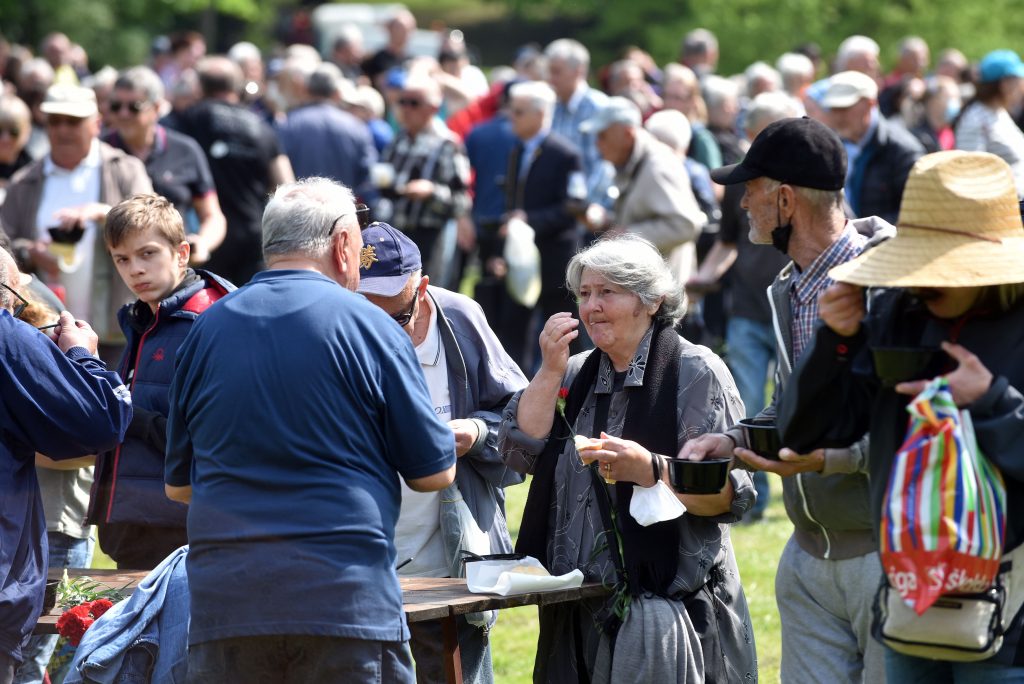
[
  {"left": 565, "top": 234, "right": 686, "bottom": 326},
  {"left": 262, "top": 177, "right": 357, "bottom": 260}
]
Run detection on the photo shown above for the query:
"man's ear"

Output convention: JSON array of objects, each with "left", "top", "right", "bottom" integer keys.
[
  {"left": 177, "top": 241, "right": 191, "bottom": 269},
  {"left": 417, "top": 275, "right": 429, "bottom": 298}
]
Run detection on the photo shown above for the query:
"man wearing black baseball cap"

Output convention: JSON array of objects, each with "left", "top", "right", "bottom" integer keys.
[{"left": 683, "top": 117, "right": 895, "bottom": 682}]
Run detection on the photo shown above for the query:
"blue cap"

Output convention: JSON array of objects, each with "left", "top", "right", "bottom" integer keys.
[
  {"left": 356, "top": 222, "right": 422, "bottom": 297},
  {"left": 384, "top": 67, "right": 407, "bottom": 90},
  {"left": 979, "top": 50, "right": 1024, "bottom": 83}
]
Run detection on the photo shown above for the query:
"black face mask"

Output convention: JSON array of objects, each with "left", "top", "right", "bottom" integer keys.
[{"left": 770, "top": 197, "right": 793, "bottom": 255}]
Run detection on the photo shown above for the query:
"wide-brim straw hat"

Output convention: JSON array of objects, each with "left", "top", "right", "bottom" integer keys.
[{"left": 830, "top": 151, "right": 1024, "bottom": 287}]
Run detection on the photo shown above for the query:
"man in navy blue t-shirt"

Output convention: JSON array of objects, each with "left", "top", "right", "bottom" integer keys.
[{"left": 164, "top": 177, "right": 456, "bottom": 683}]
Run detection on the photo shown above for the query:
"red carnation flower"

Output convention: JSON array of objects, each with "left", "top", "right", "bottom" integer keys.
[
  {"left": 558, "top": 387, "right": 569, "bottom": 400},
  {"left": 90, "top": 599, "right": 114, "bottom": 619},
  {"left": 56, "top": 604, "right": 95, "bottom": 646}
]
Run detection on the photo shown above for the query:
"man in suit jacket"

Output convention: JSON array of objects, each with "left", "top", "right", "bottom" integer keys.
[
  {"left": 489, "top": 80, "right": 583, "bottom": 370},
  {"left": 823, "top": 70, "right": 924, "bottom": 223}
]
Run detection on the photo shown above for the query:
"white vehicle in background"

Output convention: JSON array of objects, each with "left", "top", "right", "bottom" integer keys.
[{"left": 311, "top": 3, "right": 444, "bottom": 60}]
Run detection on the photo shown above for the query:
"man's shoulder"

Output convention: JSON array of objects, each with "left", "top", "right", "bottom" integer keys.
[
  {"left": 875, "top": 116, "right": 926, "bottom": 155},
  {"left": 541, "top": 132, "right": 580, "bottom": 160},
  {"left": 7, "top": 156, "right": 45, "bottom": 186},
  {"left": 99, "top": 141, "right": 148, "bottom": 173}
]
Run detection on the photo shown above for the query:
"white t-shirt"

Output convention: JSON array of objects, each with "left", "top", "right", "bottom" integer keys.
[
  {"left": 955, "top": 103, "right": 1024, "bottom": 198},
  {"left": 395, "top": 303, "right": 452, "bottom": 577},
  {"left": 36, "top": 139, "right": 102, "bottom": 319}
]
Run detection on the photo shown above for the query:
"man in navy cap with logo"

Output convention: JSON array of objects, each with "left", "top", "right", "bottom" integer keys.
[
  {"left": 679, "top": 117, "right": 894, "bottom": 683},
  {"left": 357, "top": 221, "right": 527, "bottom": 684}
]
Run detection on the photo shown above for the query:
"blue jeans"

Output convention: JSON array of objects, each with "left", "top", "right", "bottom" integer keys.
[
  {"left": 725, "top": 316, "right": 775, "bottom": 516},
  {"left": 885, "top": 648, "right": 1024, "bottom": 683},
  {"left": 14, "top": 532, "right": 94, "bottom": 684}
]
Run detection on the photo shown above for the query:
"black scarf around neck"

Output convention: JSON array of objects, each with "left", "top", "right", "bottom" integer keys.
[{"left": 516, "top": 322, "right": 682, "bottom": 596}]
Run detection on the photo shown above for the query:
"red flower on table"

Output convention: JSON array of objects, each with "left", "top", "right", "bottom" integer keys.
[{"left": 55, "top": 599, "right": 114, "bottom": 646}]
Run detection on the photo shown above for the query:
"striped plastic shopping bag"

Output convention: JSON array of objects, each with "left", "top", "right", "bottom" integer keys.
[{"left": 880, "top": 377, "right": 1007, "bottom": 615}]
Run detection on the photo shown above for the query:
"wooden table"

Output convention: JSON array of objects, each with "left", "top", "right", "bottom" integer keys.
[{"left": 37, "top": 569, "right": 607, "bottom": 684}]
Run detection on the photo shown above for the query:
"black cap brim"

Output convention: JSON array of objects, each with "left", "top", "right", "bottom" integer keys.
[{"left": 710, "top": 161, "right": 761, "bottom": 185}]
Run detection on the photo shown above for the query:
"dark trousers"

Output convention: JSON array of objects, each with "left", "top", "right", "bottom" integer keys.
[
  {"left": 1, "top": 653, "right": 15, "bottom": 684},
  {"left": 187, "top": 635, "right": 414, "bottom": 684}
]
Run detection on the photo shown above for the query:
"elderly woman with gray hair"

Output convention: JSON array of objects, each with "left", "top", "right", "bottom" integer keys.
[{"left": 500, "top": 234, "right": 756, "bottom": 683}]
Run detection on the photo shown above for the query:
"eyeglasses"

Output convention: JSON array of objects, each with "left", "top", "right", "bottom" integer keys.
[
  {"left": 326, "top": 203, "right": 372, "bottom": 237},
  {"left": 0, "top": 282, "right": 30, "bottom": 319},
  {"left": 0, "top": 125, "right": 21, "bottom": 138},
  {"left": 391, "top": 294, "right": 418, "bottom": 327},
  {"left": 397, "top": 98, "right": 424, "bottom": 109},
  {"left": 109, "top": 99, "right": 148, "bottom": 115}
]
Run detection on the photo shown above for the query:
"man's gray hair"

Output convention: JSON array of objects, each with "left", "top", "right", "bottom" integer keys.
[
  {"left": 702, "top": 75, "right": 739, "bottom": 112},
  {"left": 763, "top": 178, "right": 843, "bottom": 214},
  {"left": 544, "top": 39, "right": 590, "bottom": 73},
  {"left": 743, "top": 61, "right": 782, "bottom": 94},
  {"left": 262, "top": 177, "right": 357, "bottom": 260},
  {"left": 115, "top": 66, "right": 165, "bottom": 103},
  {"left": 566, "top": 234, "right": 686, "bottom": 327},
  {"left": 776, "top": 52, "right": 815, "bottom": 93},
  {"left": 836, "top": 35, "right": 880, "bottom": 71},
  {"left": 19, "top": 58, "right": 55, "bottom": 85},
  {"left": 82, "top": 65, "right": 119, "bottom": 92},
  {"left": 682, "top": 28, "right": 718, "bottom": 58},
  {"left": 308, "top": 62, "right": 345, "bottom": 99},
  {"left": 745, "top": 91, "right": 801, "bottom": 137},
  {"left": 509, "top": 80, "right": 556, "bottom": 122}
]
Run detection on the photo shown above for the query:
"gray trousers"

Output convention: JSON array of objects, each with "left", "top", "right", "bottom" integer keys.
[{"left": 776, "top": 535, "right": 886, "bottom": 684}]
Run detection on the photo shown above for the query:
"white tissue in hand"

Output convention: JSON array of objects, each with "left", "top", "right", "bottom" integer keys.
[{"left": 630, "top": 481, "right": 686, "bottom": 526}]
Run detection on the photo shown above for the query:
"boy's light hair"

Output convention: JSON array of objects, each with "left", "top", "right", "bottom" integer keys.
[{"left": 104, "top": 194, "right": 186, "bottom": 250}]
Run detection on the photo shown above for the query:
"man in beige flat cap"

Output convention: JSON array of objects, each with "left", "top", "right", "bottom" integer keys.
[{"left": 779, "top": 150, "right": 1024, "bottom": 680}]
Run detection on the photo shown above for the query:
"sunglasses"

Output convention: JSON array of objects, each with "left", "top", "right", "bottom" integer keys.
[
  {"left": 109, "top": 100, "right": 148, "bottom": 115},
  {"left": 0, "top": 282, "right": 30, "bottom": 319},
  {"left": 397, "top": 98, "right": 424, "bottom": 109},
  {"left": 0, "top": 125, "right": 21, "bottom": 138},
  {"left": 326, "top": 203, "right": 372, "bottom": 237},
  {"left": 391, "top": 294, "right": 417, "bottom": 327}
]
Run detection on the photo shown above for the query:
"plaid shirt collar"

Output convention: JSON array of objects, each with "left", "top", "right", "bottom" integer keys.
[{"left": 791, "top": 223, "right": 867, "bottom": 306}]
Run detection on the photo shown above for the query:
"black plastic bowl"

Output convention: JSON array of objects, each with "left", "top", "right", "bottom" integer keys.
[
  {"left": 48, "top": 225, "right": 86, "bottom": 244},
  {"left": 739, "top": 418, "right": 782, "bottom": 460},
  {"left": 872, "top": 346, "right": 942, "bottom": 388},
  {"left": 667, "top": 457, "right": 731, "bottom": 495}
]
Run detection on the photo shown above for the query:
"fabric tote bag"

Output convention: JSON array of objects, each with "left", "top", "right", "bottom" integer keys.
[{"left": 874, "top": 377, "right": 1014, "bottom": 660}]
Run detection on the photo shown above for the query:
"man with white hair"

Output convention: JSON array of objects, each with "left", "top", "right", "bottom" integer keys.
[
  {"left": 879, "top": 36, "right": 930, "bottom": 117},
  {"left": 704, "top": 75, "right": 746, "bottom": 165},
  {"left": 374, "top": 75, "right": 470, "bottom": 288},
  {"left": 834, "top": 35, "right": 881, "bottom": 80},
  {"left": 165, "top": 177, "right": 456, "bottom": 683},
  {"left": 544, "top": 39, "right": 608, "bottom": 196},
  {"left": 493, "top": 80, "right": 582, "bottom": 368},
  {"left": 581, "top": 97, "right": 703, "bottom": 259},
  {"left": 777, "top": 52, "right": 816, "bottom": 100},
  {"left": 276, "top": 62, "right": 376, "bottom": 201},
  {"left": 823, "top": 70, "right": 924, "bottom": 222}
]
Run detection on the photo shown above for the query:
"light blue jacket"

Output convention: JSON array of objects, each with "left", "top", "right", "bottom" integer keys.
[{"left": 65, "top": 546, "right": 189, "bottom": 684}]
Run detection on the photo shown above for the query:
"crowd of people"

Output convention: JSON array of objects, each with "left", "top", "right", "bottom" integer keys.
[{"left": 1, "top": 15, "right": 1024, "bottom": 684}]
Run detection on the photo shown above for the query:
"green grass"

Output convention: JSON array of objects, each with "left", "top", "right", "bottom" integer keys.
[{"left": 490, "top": 476, "right": 789, "bottom": 683}]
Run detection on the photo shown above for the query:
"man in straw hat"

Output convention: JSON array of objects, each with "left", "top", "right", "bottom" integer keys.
[
  {"left": 778, "top": 150, "right": 1024, "bottom": 679},
  {"left": 679, "top": 116, "right": 894, "bottom": 683}
]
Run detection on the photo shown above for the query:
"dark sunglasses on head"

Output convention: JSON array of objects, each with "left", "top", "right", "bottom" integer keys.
[
  {"left": 391, "top": 294, "right": 417, "bottom": 327},
  {"left": 0, "top": 125, "right": 21, "bottom": 138},
  {"left": 326, "top": 203, "right": 373, "bottom": 237},
  {"left": 397, "top": 98, "right": 424, "bottom": 109},
  {"left": 109, "top": 100, "right": 147, "bottom": 115}
]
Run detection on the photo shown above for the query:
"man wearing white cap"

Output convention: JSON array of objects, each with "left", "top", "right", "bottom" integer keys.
[
  {"left": 357, "top": 221, "right": 527, "bottom": 684},
  {"left": 823, "top": 70, "right": 924, "bottom": 223},
  {"left": 579, "top": 96, "right": 703, "bottom": 258},
  {"left": 780, "top": 150, "right": 1024, "bottom": 680},
  {"left": 1, "top": 84, "right": 152, "bottom": 361}
]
